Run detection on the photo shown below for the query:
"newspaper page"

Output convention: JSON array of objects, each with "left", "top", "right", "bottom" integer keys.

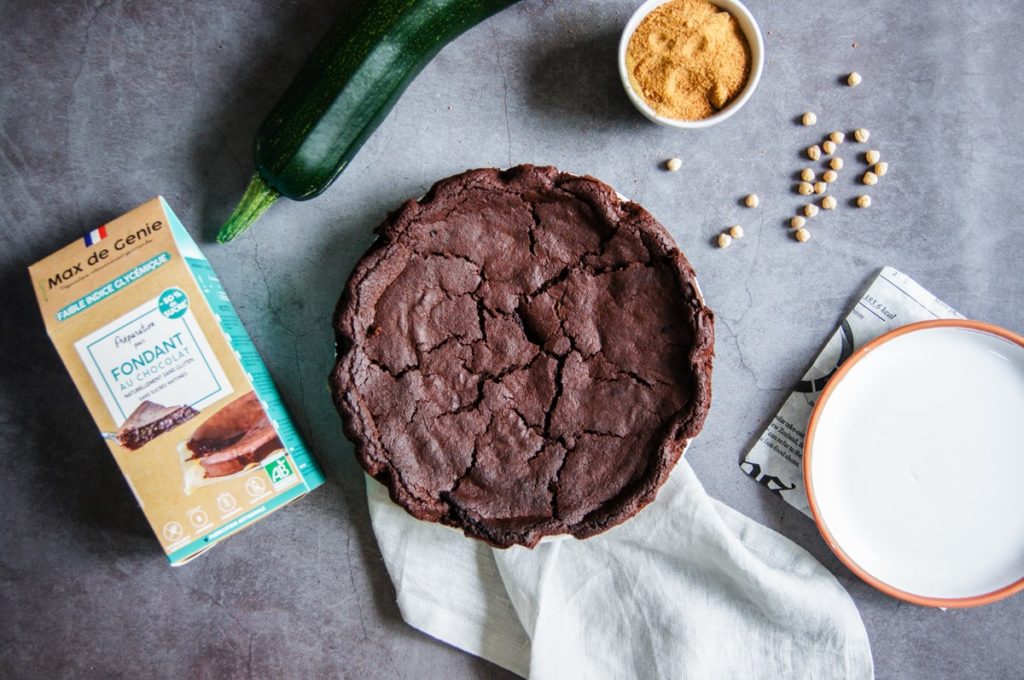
[{"left": 740, "top": 266, "right": 963, "bottom": 517}]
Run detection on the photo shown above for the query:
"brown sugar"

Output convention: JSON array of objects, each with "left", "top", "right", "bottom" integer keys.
[{"left": 626, "top": 0, "right": 751, "bottom": 121}]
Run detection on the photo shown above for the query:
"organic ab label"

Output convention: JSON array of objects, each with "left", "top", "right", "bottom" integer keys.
[{"left": 265, "top": 455, "right": 297, "bottom": 490}]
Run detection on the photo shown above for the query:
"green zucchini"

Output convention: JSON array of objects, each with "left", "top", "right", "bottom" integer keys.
[{"left": 216, "top": 0, "right": 520, "bottom": 243}]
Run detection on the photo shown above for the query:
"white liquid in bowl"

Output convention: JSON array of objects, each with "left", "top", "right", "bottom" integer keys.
[{"left": 809, "top": 326, "right": 1024, "bottom": 599}]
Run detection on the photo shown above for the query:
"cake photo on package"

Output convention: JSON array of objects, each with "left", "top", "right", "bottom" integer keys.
[
  {"left": 115, "top": 401, "right": 199, "bottom": 450},
  {"left": 185, "top": 391, "right": 282, "bottom": 479},
  {"left": 331, "top": 165, "right": 714, "bottom": 548}
]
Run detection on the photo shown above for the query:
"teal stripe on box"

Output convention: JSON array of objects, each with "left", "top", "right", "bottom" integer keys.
[
  {"left": 160, "top": 198, "right": 326, "bottom": 495},
  {"left": 56, "top": 251, "right": 171, "bottom": 321},
  {"left": 184, "top": 255, "right": 326, "bottom": 488}
]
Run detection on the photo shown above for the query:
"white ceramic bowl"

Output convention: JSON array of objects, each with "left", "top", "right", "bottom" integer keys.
[
  {"left": 618, "top": 0, "right": 764, "bottom": 128},
  {"left": 804, "top": 320, "right": 1024, "bottom": 608}
]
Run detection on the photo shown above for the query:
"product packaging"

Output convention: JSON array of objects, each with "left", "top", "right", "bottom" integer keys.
[{"left": 28, "top": 197, "right": 325, "bottom": 565}]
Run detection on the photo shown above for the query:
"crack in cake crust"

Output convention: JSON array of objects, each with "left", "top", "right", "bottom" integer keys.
[{"left": 330, "top": 165, "right": 714, "bottom": 548}]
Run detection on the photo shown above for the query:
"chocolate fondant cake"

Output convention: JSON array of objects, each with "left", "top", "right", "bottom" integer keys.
[
  {"left": 330, "top": 165, "right": 714, "bottom": 548},
  {"left": 116, "top": 401, "right": 199, "bottom": 450},
  {"left": 186, "top": 391, "right": 281, "bottom": 477}
]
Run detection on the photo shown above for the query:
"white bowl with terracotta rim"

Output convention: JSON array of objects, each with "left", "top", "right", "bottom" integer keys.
[
  {"left": 618, "top": 0, "right": 765, "bottom": 129},
  {"left": 804, "top": 319, "right": 1024, "bottom": 608}
]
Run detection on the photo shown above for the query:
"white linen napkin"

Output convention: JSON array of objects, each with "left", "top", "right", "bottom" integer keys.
[{"left": 367, "top": 458, "right": 873, "bottom": 679}]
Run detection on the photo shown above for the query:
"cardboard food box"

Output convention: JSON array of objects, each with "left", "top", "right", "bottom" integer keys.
[{"left": 28, "top": 197, "right": 325, "bottom": 565}]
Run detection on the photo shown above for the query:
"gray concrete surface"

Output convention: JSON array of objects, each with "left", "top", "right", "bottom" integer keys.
[{"left": 2, "top": 1, "right": 1023, "bottom": 678}]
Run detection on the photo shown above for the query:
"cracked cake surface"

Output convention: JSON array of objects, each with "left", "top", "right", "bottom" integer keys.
[{"left": 330, "top": 165, "right": 714, "bottom": 548}]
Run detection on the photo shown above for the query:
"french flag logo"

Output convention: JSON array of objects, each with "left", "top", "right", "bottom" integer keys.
[{"left": 83, "top": 225, "right": 108, "bottom": 247}]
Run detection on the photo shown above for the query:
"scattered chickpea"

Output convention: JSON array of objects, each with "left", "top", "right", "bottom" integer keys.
[
  {"left": 745, "top": 193, "right": 760, "bottom": 208},
  {"left": 874, "top": 161, "right": 889, "bottom": 177},
  {"left": 856, "top": 194, "right": 872, "bottom": 208},
  {"left": 798, "top": 181, "right": 814, "bottom": 195},
  {"left": 854, "top": 128, "right": 870, "bottom": 143},
  {"left": 802, "top": 111, "right": 817, "bottom": 126},
  {"left": 814, "top": 181, "right": 827, "bottom": 194},
  {"left": 823, "top": 140, "right": 837, "bottom": 155},
  {"left": 795, "top": 227, "right": 812, "bottom": 243},
  {"left": 830, "top": 157, "right": 844, "bottom": 171},
  {"left": 804, "top": 203, "right": 819, "bottom": 217},
  {"left": 801, "top": 168, "right": 816, "bottom": 182},
  {"left": 665, "top": 157, "right": 682, "bottom": 172},
  {"left": 830, "top": 131, "right": 845, "bottom": 144},
  {"left": 865, "top": 149, "right": 881, "bottom": 165},
  {"left": 863, "top": 171, "right": 879, "bottom": 185},
  {"left": 717, "top": 233, "right": 733, "bottom": 248},
  {"left": 729, "top": 225, "right": 745, "bottom": 239},
  {"left": 823, "top": 169, "right": 838, "bottom": 183},
  {"left": 822, "top": 195, "right": 837, "bottom": 210},
  {"left": 808, "top": 145, "right": 822, "bottom": 160},
  {"left": 847, "top": 72, "right": 862, "bottom": 87},
  {"left": 790, "top": 215, "right": 806, "bottom": 229}
]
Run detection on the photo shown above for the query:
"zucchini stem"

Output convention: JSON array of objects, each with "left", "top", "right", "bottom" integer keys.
[{"left": 216, "top": 174, "right": 281, "bottom": 243}]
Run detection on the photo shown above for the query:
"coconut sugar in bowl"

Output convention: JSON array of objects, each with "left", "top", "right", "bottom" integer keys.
[{"left": 619, "top": 0, "right": 764, "bottom": 128}]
